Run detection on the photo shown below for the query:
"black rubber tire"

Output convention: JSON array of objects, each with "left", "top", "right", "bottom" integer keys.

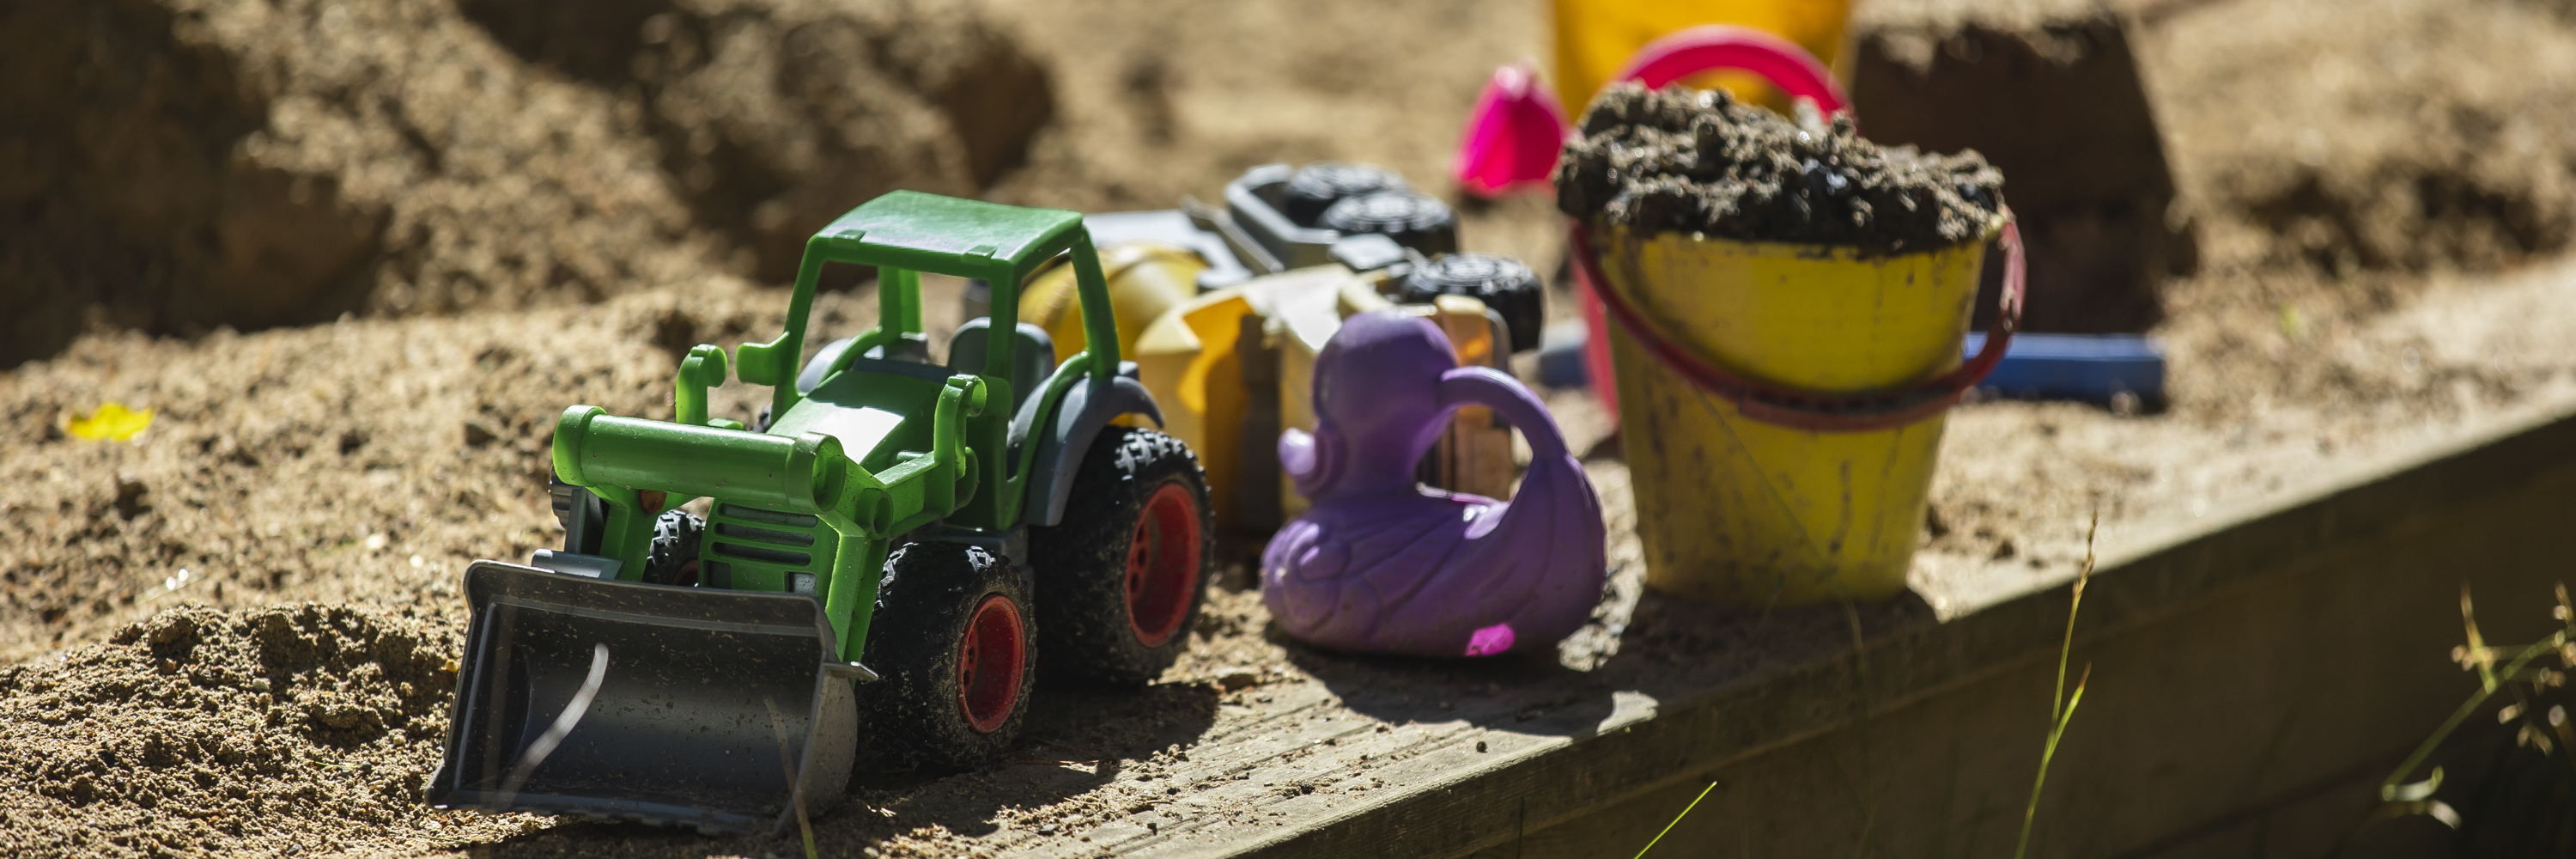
[
  {"left": 1398, "top": 253, "right": 1546, "bottom": 356},
  {"left": 641, "top": 509, "right": 702, "bottom": 587},
  {"left": 860, "top": 540, "right": 1036, "bottom": 770},
  {"left": 1320, "top": 191, "right": 1459, "bottom": 256},
  {"left": 1030, "top": 428, "right": 1214, "bottom": 688},
  {"left": 1281, "top": 161, "right": 1407, "bottom": 227}
]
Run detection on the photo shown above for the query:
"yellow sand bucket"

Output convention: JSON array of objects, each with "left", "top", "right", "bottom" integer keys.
[
  {"left": 1133, "top": 289, "right": 1258, "bottom": 530},
  {"left": 1574, "top": 216, "right": 2024, "bottom": 605},
  {"left": 1552, "top": 0, "right": 1852, "bottom": 116}
]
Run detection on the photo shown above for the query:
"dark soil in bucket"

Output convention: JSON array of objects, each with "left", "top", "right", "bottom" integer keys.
[{"left": 1554, "top": 82, "right": 2007, "bottom": 255}]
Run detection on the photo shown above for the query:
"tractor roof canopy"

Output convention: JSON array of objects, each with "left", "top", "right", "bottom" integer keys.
[
  {"left": 804, "top": 190, "right": 1085, "bottom": 288},
  {"left": 744, "top": 191, "right": 1116, "bottom": 417}
]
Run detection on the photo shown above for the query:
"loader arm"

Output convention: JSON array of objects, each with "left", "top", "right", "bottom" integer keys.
[{"left": 551, "top": 373, "right": 987, "bottom": 663}]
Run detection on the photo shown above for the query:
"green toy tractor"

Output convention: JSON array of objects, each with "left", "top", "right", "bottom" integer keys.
[{"left": 425, "top": 192, "right": 1214, "bottom": 834}]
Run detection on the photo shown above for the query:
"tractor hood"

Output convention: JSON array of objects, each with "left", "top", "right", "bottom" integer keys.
[{"left": 767, "top": 356, "right": 964, "bottom": 473}]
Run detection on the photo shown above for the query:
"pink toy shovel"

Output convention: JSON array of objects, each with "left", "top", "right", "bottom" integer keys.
[
  {"left": 1452, "top": 61, "right": 1571, "bottom": 199},
  {"left": 1452, "top": 25, "right": 1850, "bottom": 197}
]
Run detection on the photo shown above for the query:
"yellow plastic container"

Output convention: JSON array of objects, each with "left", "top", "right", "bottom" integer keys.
[
  {"left": 1127, "top": 265, "right": 1365, "bottom": 531},
  {"left": 1133, "top": 289, "right": 1258, "bottom": 529},
  {"left": 1020, "top": 241, "right": 1206, "bottom": 367},
  {"left": 1134, "top": 265, "right": 1522, "bottom": 533},
  {"left": 1553, "top": 0, "right": 1851, "bottom": 113},
  {"left": 1595, "top": 220, "right": 1996, "bottom": 605}
]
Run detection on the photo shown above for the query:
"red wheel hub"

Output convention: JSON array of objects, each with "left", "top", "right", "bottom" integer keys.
[
  {"left": 955, "top": 594, "right": 1025, "bottom": 734},
  {"left": 1124, "top": 481, "right": 1202, "bottom": 649}
]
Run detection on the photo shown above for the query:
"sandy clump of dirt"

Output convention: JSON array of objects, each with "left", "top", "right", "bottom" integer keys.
[
  {"left": 1847, "top": 0, "right": 2190, "bottom": 333},
  {"left": 1903, "top": 0, "right": 2576, "bottom": 586},
  {"left": 0, "top": 603, "right": 544, "bottom": 858},
  {"left": 1867, "top": 0, "right": 2576, "bottom": 285},
  {"left": 2149, "top": 0, "right": 2576, "bottom": 281},
  {"left": 2129, "top": 0, "right": 2576, "bottom": 428},
  {"left": 458, "top": 0, "right": 1055, "bottom": 283},
  {"left": 1855, "top": 0, "right": 2140, "bottom": 63},
  {"left": 0, "top": 0, "right": 1051, "bottom": 368},
  {"left": 1555, "top": 82, "right": 2006, "bottom": 255}
]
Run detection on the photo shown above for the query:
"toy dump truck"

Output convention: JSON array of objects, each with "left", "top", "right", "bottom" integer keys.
[{"left": 425, "top": 192, "right": 1213, "bottom": 834}]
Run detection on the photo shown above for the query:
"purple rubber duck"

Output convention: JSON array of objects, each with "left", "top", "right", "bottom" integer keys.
[{"left": 1261, "top": 310, "right": 1607, "bottom": 657}]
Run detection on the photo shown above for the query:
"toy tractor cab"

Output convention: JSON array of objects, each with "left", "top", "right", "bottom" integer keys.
[{"left": 425, "top": 192, "right": 1214, "bottom": 834}]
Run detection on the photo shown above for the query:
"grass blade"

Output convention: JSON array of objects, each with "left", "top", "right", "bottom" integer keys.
[
  {"left": 1634, "top": 782, "right": 1719, "bottom": 859},
  {"left": 2014, "top": 513, "right": 2097, "bottom": 859}
]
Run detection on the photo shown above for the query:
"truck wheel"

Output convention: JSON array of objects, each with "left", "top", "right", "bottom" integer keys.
[
  {"left": 641, "top": 509, "right": 702, "bottom": 587},
  {"left": 1032, "top": 428, "right": 1213, "bottom": 687},
  {"left": 861, "top": 540, "right": 1036, "bottom": 769}
]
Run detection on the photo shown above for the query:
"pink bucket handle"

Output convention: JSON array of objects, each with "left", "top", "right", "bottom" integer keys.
[
  {"left": 1611, "top": 25, "right": 1851, "bottom": 115},
  {"left": 1452, "top": 25, "right": 1851, "bottom": 197},
  {"left": 1451, "top": 26, "right": 1855, "bottom": 428},
  {"left": 1573, "top": 214, "right": 2026, "bottom": 434}
]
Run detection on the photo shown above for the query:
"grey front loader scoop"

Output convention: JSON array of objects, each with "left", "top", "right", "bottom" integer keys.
[{"left": 424, "top": 561, "right": 867, "bottom": 834}]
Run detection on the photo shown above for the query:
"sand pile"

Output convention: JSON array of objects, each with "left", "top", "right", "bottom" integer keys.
[
  {"left": 2152, "top": 0, "right": 2576, "bottom": 279},
  {"left": 1848, "top": 0, "right": 2576, "bottom": 282},
  {"left": 1843, "top": 0, "right": 2576, "bottom": 331},
  {"left": 1848, "top": 0, "right": 2188, "bottom": 332},
  {"left": 8, "top": 0, "right": 2576, "bottom": 855},
  {"left": 0, "top": 0, "right": 1052, "bottom": 368},
  {"left": 2124, "top": 0, "right": 2576, "bottom": 427},
  {"left": 0, "top": 281, "right": 894, "bottom": 666},
  {"left": 0, "top": 604, "right": 526, "bottom": 858}
]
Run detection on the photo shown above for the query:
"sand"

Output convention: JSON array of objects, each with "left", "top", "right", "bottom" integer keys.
[{"left": 5, "top": 0, "right": 2576, "bottom": 855}]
